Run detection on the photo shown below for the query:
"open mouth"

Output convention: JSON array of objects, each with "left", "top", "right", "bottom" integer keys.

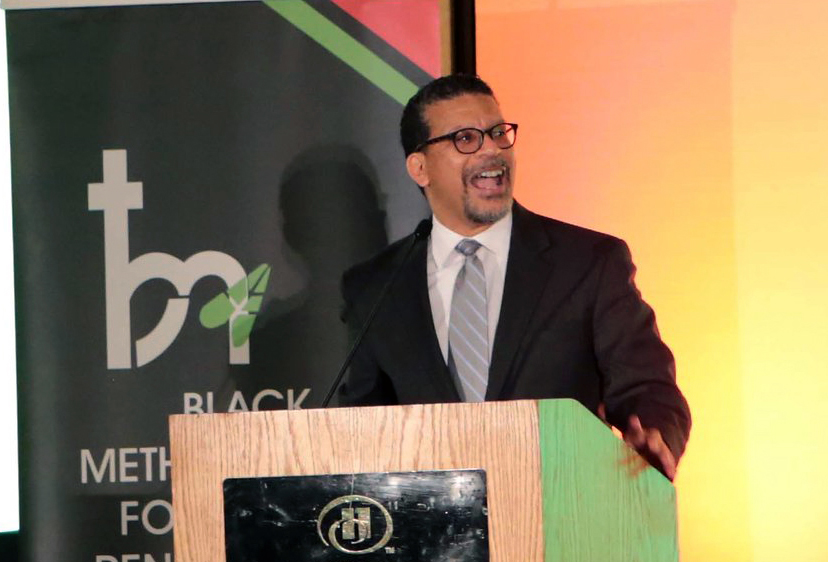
[{"left": 468, "top": 167, "right": 507, "bottom": 192}]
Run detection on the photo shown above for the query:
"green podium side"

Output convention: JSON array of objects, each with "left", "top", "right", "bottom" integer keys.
[
  {"left": 169, "top": 399, "right": 677, "bottom": 561},
  {"left": 536, "top": 400, "right": 677, "bottom": 561}
]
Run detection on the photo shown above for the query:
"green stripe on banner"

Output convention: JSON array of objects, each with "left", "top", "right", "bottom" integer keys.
[{"left": 263, "top": 0, "right": 419, "bottom": 105}]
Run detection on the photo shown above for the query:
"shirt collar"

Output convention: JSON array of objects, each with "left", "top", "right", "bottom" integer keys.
[{"left": 431, "top": 210, "right": 513, "bottom": 268}]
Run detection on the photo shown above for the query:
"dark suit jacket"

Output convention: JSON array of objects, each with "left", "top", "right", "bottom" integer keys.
[{"left": 340, "top": 202, "right": 691, "bottom": 460}]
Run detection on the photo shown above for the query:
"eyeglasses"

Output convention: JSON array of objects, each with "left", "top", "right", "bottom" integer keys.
[{"left": 415, "top": 122, "right": 518, "bottom": 154}]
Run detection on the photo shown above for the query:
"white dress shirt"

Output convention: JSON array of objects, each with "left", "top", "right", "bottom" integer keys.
[{"left": 427, "top": 211, "right": 513, "bottom": 363}]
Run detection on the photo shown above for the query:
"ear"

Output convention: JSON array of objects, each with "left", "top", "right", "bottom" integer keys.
[{"left": 405, "top": 152, "right": 429, "bottom": 188}]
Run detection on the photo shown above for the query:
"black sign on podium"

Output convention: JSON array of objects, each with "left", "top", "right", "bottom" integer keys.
[{"left": 224, "top": 469, "right": 490, "bottom": 561}]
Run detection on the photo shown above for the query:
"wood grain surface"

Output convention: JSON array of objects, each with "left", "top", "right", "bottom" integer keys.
[
  {"left": 170, "top": 400, "right": 545, "bottom": 562},
  {"left": 538, "top": 399, "right": 678, "bottom": 562}
]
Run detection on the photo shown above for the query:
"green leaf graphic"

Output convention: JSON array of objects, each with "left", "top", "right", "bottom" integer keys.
[
  {"left": 245, "top": 295, "right": 264, "bottom": 314},
  {"left": 228, "top": 274, "right": 249, "bottom": 304},
  {"left": 199, "top": 293, "right": 235, "bottom": 329},
  {"left": 231, "top": 315, "right": 256, "bottom": 348},
  {"left": 249, "top": 263, "right": 271, "bottom": 292},
  {"left": 199, "top": 263, "right": 272, "bottom": 349}
]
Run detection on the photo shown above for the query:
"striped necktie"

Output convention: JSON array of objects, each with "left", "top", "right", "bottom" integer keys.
[{"left": 448, "top": 239, "right": 489, "bottom": 402}]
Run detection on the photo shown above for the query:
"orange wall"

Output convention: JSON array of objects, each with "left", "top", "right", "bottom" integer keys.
[{"left": 478, "top": 0, "right": 828, "bottom": 560}]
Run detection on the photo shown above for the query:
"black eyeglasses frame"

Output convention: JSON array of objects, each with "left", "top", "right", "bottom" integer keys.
[{"left": 414, "top": 122, "right": 519, "bottom": 155}]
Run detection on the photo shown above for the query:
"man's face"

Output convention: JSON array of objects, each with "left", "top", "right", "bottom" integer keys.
[{"left": 407, "top": 93, "right": 516, "bottom": 236}]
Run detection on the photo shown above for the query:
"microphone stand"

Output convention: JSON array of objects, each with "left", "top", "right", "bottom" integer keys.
[{"left": 320, "top": 219, "right": 432, "bottom": 407}]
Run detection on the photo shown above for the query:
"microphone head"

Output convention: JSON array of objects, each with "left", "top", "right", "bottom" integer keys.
[{"left": 414, "top": 218, "right": 433, "bottom": 240}]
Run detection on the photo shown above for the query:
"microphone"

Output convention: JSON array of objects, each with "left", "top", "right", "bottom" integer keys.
[{"left": 320, "top": 219, "right": 432, "bottom": 407}]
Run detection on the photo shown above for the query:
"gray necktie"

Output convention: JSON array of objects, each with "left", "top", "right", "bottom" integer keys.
[{"left": 448, "top": 239, "right": 489, "bottom": 402}]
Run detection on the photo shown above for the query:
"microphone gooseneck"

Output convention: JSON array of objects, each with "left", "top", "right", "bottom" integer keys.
[{"left": 320, "top": 219, "right": 432, "bottom": 407}]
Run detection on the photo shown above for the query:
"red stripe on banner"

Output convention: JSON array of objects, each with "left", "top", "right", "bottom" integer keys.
[{"left": 331, "top": 0, "right": 441, "bottom": 77}]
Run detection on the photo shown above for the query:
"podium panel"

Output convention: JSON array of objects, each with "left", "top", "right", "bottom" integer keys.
[{"left": 169, "top": 399, "right": 676, "bottom": 561}]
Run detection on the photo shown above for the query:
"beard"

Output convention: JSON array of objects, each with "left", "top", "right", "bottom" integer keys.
[
  {"left": 463, "top": 193, "right": 512, "bottom": 224},
  {"left": 462, "top": 158, "right": 514, "bottom": 224}
]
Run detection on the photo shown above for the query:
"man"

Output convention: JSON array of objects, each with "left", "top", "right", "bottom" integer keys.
[{"left": 339, "top": 74, "right": 690, "bottom": 479}]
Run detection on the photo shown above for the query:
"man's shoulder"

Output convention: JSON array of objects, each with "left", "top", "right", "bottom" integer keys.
[
  {"left": 514, "top": 202, "right": 626, "bottom": 254},
  {"left": 342, "top": 230, "right": 418, "bottom": 298}
]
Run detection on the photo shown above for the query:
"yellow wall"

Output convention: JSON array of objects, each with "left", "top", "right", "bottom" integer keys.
[
  {"left": 733, "top": 2, "right": 828, "bottom": 559},
  {"left": 477, "top": 0, "right": 828, "bottom": 559}
]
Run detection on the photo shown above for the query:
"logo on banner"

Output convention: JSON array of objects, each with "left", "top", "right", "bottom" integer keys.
[
  {"left": 316, "top": 495, "right": 394, "bottom": 555},
  {"left": 88, "top": 149, "right": 270, "bottom": 369}
]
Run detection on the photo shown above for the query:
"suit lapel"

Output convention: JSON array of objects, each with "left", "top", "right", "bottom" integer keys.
[
  {"left": 486, "top": 203, "right": 556, "bottom": 399},
  {"left": 388, "top": 234, "right": 461, "bottom": 402}
]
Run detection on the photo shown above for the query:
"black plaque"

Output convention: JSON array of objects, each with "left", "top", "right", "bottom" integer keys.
[{"left": 224, "top": 470, "right": 489, "bottom": 561}]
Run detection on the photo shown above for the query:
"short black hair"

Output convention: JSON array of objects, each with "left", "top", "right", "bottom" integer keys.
[{"left": 400, "top": 74, "right": 495, "bottom": 157}]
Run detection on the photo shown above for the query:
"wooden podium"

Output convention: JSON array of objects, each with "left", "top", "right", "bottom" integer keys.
[{"left": 169, "top": 399, "right": 677, "bottom": 561}]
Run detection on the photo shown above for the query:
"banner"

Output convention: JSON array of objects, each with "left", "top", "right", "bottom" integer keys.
[{"left": 7, "top": 1, "right": 440, "bottom": 560}]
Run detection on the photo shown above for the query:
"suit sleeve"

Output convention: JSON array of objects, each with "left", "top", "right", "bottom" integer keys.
[
  {"left": 337, "top": 266, "right": 399, "bottom": 406},
  {"left": 592, "top": 239, "right": 691, "bottom": 461}
]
